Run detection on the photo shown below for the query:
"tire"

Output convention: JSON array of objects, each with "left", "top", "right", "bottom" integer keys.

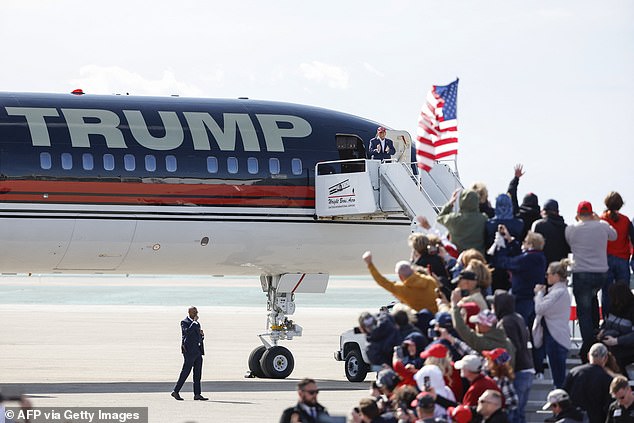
[
  {"left": 344, "top": 349, "right": 369, "bottom": 382},
  {"left": 260, "top": 346, "right": 294, "bottom": 379},
  {"left": 248, "top": 346, "right": 267, "bottom": 378}
]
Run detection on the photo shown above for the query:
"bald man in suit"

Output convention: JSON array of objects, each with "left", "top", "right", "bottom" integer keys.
[{"left": 171, "top": 306, "right": 208, "bottom": 400}]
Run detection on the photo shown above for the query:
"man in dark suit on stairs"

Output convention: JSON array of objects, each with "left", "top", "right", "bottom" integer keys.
[
  {"left": 171, "top": 306, "right": 208, "bottom": 401},
  {"left": 368, "top": 126, "right": 395, "bottom": 161}
]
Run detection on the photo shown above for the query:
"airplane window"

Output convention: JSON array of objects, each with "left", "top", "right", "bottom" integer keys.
[
  {"left": 103, "top": 154, "right": 115, "bottom": 171},
  {"left": 247, "top": 157, "right": 258, "bottom": 174},
  {"left": 82, "top": 153, "right": 94, "bottom": 171},
  {"left": 269, "top": 158, "right": 280, "bottom": 175},
  {"left": 40, "top": 152, "right": 52, "bottom": 170},
  {"left": 61, "top": 153, "right": 73, "bottom": 170},
  {"left": 207, "top": 156, "right": 218, "bottom": 174},
  {"left": 291, "top": 158, "right": 302, "bottom": 175},
  {"left": 124, "top": 154, "right": 136, "bottom": 171},
  {"left": 145, "top": 155, "right": 157, "bottom": 172},
  {"left": 227, "top": 157, "right": 238, "bottom": 174},
  {"left": 166, "top": 155, "right": 177, "bottom": 172}
]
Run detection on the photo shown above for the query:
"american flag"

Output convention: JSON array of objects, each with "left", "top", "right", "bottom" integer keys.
[{"left": 416, "top": 78, "right": 459, "bottom": 171}]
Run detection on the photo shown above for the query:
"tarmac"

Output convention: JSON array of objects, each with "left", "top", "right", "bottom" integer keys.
[{"left": 0, "top": 300, "right": 375, "bottom": 423}]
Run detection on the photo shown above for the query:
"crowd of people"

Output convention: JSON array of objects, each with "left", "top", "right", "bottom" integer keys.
[{"left": 281, "top": 165, "right": 634, "bottom": 423}]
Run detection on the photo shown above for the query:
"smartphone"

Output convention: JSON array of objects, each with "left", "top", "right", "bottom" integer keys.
[
  {"left": 423, "top": 375, "right": 431, "bottom": 391},
  {"left": 460, "top": 289, "right": 470, "bottom": 298},
  {"left": 394, "top": 346, "right": 404, "bottom": 359}
]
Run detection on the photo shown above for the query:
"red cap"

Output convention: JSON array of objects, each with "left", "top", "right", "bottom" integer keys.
[
  {"left": 377, "top": 126, "right": 386, "bottom": 132},
  {"left": 482, "top": 348, "right": 511, "bottom": 365},
  {"left": 71, "top": 88, "right": 85, "bottom": 95},
  {"left": 420, "top": 343, "right": 449, "bottom": 359},
  {"left": 459, "top": 302, "right": 480, "bottom": 319},
  {"left": 577, "top": 201, "right": 593, "bottom": 215},
  {"left": 448, "top": 405, "right": 473, "bottom": 423}
]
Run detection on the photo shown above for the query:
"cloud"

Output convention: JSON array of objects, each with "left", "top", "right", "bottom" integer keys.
[
  {"left": 299, "top": 61, "right": 349, "bottom": 89},
  {"left": 69, "top": 65, "right": 204, "bottom": 97},
  {"left": 363, "top": 62, "right": 385, "bottom": 78}
]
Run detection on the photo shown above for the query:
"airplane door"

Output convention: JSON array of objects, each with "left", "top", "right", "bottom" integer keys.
[
  {"left": 385, "top": 130, "right": 412, "bottom": 163},
  {"left": 56, "top": 219, "right": 137, "bottom": 271}
]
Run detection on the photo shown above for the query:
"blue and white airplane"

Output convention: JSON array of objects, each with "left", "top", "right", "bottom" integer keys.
[{"left": 0, "top": 91, "right": 459, "bottom": 378}]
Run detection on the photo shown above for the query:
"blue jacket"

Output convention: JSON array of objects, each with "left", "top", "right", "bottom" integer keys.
[
  {"left": 368, "top": 137, "right": 395, "bottom": 161},
  {"left": 493, "top": 240, "right": 546, "bottom": 300},
  {"left": 181, "top": 317, "right": 205, "bottom": 357}
]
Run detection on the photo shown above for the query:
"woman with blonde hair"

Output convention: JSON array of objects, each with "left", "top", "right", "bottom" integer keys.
[
  {"left": 533, "top": 258, "right": 571, "bottom": 387},
  {"left": 492, "top": 228, "right": 547, "bottom": 329}
]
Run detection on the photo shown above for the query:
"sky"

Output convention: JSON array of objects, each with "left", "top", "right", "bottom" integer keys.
[{"left": 1, "top": 0, "right": 633, "bottom": 223}]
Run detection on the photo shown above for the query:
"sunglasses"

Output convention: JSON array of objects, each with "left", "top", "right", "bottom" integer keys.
[{"left": 303, "top": 389, "right": 319, "bottom": 395}]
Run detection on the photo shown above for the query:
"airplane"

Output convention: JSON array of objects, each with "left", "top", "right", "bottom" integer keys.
[{"left": 0, "top": 90, "right": 460, "bottom": 379}]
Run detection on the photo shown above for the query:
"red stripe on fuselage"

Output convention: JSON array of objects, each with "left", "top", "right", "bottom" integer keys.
[{"left": 0, "top": 180, "right": 315, "bottom": 207}]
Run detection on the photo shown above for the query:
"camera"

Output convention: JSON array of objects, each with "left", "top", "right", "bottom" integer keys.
[
  {"left": 428, "top": 328, "right": 440, "bottom": 339},
  {"left": 423, "top": 375, "right": 431, "bottom": 391},
  {"left": 460, "top": 289, "right": 470, "bottom": 298}
]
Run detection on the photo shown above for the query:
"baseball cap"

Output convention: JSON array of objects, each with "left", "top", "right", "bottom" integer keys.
[
  {"left": 402, "top": 339, "right": 416, "bottom": 347},
  {"left": 543, "top": 199, "right": 559, "bottom": 213},
  {"left": 542, "top": 389, "right": 570, "bottom": 410},
  {"left": 377, "top": 126, "right": 386, "bottom": 132},
  {"left": 411, "top": 392, "right": 435, "bottom": 409},
  {"left": 469, "top": 309, "right": 497, "bottom": 327},
  {"left": 482, "top": 348, "right": 511, "bottom": 365},
  {"left": 577, "top": 200, "right": 593, "bottom": 215},
  {"left": 375, "top": 368, "right": 400, "bottom": 390},
  {"left": 452, "top": 270, "right": 477, "bottom": 284},
  {"left": 420, "top": 343, "right": 449, "bottom": 359},
  {"left": 429, "top": 311, "right": 452, "bottom": 328},
  {"left": 454, "top": 354, "right": 482, "bottom": 372},
  {"left": 448, "top": 405, "right": 473, "bottom": 423}
]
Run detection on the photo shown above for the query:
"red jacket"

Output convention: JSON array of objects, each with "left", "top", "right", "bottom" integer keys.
[
  {"left": 463, "top": 373, "right": 502, "bottom": 407},
  {"left": 601, "top": 212, "right": 632, "bottom": 260}
]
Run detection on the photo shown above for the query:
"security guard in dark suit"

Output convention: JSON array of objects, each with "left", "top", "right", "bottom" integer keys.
[{"left": 171, "top": 306, "right": 208, "bottom": 400}]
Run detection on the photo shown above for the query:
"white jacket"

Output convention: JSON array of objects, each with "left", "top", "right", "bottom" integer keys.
[{"left": 533, "top": 282, "right": 571, "bottom": 350}]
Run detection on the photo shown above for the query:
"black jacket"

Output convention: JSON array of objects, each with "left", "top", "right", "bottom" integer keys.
[
  {"left": 493, "top": 292, "right": 534, "bottom": 372},
  {"left": 532, "top": 214, "right": 570, "bottom": 265},
  {"left": 484, "top": 408, "right": 510, "bottom": 423},
  {"left": 366, "top": 310, "right": 399, "bottom": 366},
  {"left": 507, "top": 176, "right": 540, "bottom": 239},
  {"left": 279, "top": 402, "right": 328, "bottom": 423},
  {"left": 563, "top": 364, "right": 612, "bottom": 423}
]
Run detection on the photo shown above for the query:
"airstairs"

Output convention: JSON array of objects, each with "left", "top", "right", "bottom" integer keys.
[{"left": 315, "top": 159, "right": 462, "bottom": 223}]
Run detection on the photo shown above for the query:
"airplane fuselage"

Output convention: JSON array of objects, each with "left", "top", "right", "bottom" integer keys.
[{"left": 0, "top": 92, "right": 412, "bottom": 276}]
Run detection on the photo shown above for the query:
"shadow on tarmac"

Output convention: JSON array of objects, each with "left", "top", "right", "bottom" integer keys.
[{"left": 1, "top": 379, "right": 367, "bottom": 395}]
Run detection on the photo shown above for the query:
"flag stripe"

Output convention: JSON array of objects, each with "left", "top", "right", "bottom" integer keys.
[{"left": 415, "top": 79, "right": 459, "bottom": 172}]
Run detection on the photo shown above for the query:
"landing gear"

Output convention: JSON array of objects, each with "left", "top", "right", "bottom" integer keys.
[
  {"left": 246, "top": 273, "right": 328, "bottom": 379},
  {"left": 247, "top": 345, "right": 267, "bottom": 378},
  {"left": 261, "top": 346, "right": 295, "bottom": 379}
]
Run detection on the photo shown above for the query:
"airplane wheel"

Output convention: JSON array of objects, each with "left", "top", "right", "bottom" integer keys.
[
  {"left": 248, "top": 346, "right": 267, "bottom": 378},
  {"left": 260, "top": 346, "right": 294, "bottom": 379},
  {"left": 345, "top": 349, "right": 369, "bottom": 382}
]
